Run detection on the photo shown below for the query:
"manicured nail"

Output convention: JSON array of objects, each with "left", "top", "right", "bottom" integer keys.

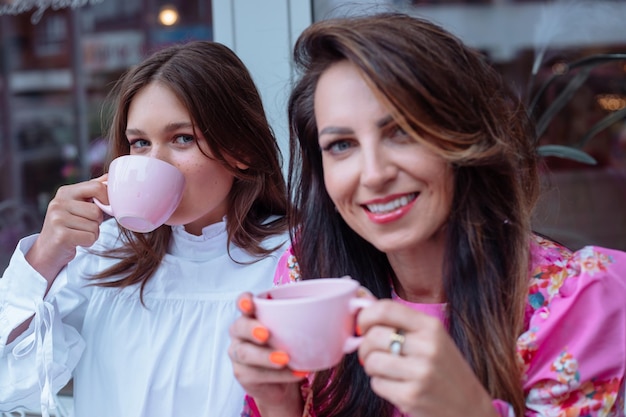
[
  {"left": 358, "top": 356, "right": 364, "bottom": 366},
  {"left": 252, "top": 326, "right": 269, "bottom": 343},
  {"left": 355, "top": 325, "right": 362, "bottom": 336},
  {"left": 269, "top": 351, "right": 290, "bottom": 366},
  {"left": 238, "top": 298, "right": 253, "bottom": 314},
  {"left": 292, "top": 370, "right": 309, "bottom": 378}
]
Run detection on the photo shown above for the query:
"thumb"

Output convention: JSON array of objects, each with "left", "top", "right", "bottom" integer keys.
[{"left": 91, "top": 173, "right": 108, "bottom": 183}]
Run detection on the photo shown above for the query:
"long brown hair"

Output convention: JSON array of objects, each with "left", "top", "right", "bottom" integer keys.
[
  {"left": 287, "top": 13, "right": 539, "bottom": 416},
  {"left": 93, "top": 41, "right": 287, "bottom": 298}
]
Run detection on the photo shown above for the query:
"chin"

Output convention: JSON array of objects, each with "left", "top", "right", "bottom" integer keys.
[
  {"left": 164, "top": 215, "right": 187, "bottom": 227},
  {"left": 368, "top": 235, "right": 420, "bottom": 254}
]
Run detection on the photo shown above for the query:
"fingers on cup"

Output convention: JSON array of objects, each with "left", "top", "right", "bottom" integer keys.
[
  {"left": 269, "top": 351, "right": 290, "bottom": 367},
  {"left": 291, "top": 370, "right": 310, "bottom": 379},
  {"left": 229, "top": 342, "right": 244, "bottom": 364},
  {"left": 388, "top": 329, "right": 406, "bottom": 356},
  {"left": 229, "top": 340, "right": 288, "bottom": 368},
  {"left": 237, "top": 293, "right": 255, "bottom": 316},
  {"left": 356, "top": 285, "right": 376, "bottom": 300},
  {"left": 358, "top": 325, "right": 406, "bottom": 366},
  {"left": 229, "top": 316, "right": 265, "bottom": 345},
  {"left": 252, "top": 326, "right": 269, "bottom": 343}
]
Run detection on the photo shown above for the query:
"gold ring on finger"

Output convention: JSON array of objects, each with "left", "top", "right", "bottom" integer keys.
[{"left": 389, "top": 329, "right": 405, "bottom": 356}]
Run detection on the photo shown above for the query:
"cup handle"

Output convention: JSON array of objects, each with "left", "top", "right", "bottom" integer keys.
[
  {"left": 342, "top": 297, "right": 374, "bottom": 353},
  {"left": 92, "top": 181, "right": 113, "bottom": 217}
]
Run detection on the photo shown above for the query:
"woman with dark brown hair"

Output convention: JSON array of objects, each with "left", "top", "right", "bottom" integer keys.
[
  {"left": 0, "top": 41, "right": 289, "bottom": 417},
  {"left": 229, "top": 13, "right": 626, "bottom": 417}
]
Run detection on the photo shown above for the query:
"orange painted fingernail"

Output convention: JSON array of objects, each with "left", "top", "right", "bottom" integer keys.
[
  {"left": 355, "top": 325, "right": 362, "bottom": 336},
  {"left": 238, "top": 298, "right": 253, "bottom": 314},
  {"left": 358, "top": 356, "right": 364, "bottom": 366},
  {"left": 292, "top": 370, "right": 309, "bottom": 378},
  {"left": 252, "top": 326, "right": 269, "bottom": 343},
  {"left": 269, "top": 351, "right": 290, "bottom": 366}
]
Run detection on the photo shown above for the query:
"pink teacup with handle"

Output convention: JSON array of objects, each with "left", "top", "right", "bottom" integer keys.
[
  {"left": 253, "top": 278, "right": 373, "bottom": 371},
  {"left": 94, "top": 155, "right": 185, "bottom": 233}
]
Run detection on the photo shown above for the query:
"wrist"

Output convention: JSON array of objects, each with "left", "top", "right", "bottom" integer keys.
[
  {"left": 256, "top": 384, "right": 304, "bottom": 417},
  {"left": 25, "top": 239, "right": 68, "bottom": 285},
  {"left": 257, "top": 402, "right": 303, "bottom": 417}
]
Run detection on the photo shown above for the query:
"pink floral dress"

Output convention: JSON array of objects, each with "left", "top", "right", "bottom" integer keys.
[{"left": 243, "top": 236, "right": 626, "bottom": 416}]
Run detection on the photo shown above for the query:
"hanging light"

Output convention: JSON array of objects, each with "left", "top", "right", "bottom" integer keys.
[{"left": 159, "top": 5, "right": 179, "bottom": 26}]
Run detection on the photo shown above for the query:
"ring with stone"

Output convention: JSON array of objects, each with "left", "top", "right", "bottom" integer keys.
[{"left": 388, "top": 329, "right": 405, "bottom": 356}]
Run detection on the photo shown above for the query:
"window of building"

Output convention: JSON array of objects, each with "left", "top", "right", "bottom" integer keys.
[
  {"left": 0, "top": 1, "right": 213, "bottom": 270},
  {"left": 314, "top": 0, "right": 626, "bottom": 251}
]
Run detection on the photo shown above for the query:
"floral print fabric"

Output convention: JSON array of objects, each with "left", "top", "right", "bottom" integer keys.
[
  {"left": 518, "top": 237, "right": 626, "bottom": 416},
  {"left": 243, "top": 236, "right": 626, "bottom": 416}
]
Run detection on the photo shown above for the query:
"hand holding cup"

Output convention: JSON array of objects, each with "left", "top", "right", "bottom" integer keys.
[
  {"left": 93, "top": 155, "right": 185, "bottom": 233},
  {"left": 253, "top": 277, "right": 374, "bottom": 371}
]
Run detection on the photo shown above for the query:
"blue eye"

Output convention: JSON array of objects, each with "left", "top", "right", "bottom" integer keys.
[
  {"left": 174, "top": 135, "right": 194, "bottom": 144},
  {"left": 129, "top": 139, "right": 150, "bottom": 148},
  {"left": 322, "top": 139, "right": 354, "bottom": 154}
]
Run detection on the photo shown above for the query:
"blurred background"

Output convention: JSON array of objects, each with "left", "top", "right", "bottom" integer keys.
[
  {"left": 1, "top": 0, "right": 625, "bottom": 276},
  {"left": 1, "top": 0, "right": 625, "bottom": 415}
]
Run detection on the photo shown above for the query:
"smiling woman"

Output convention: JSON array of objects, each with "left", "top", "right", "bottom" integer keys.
[
  {"left": 315, "top": 60, "right": 454, "bottom": 258},
  {"left": 228, "top": 12, "right": 626, "bottom": 417}
]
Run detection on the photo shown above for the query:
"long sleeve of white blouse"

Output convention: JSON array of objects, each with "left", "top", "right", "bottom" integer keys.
[{"left": 0, "top": 234, "right": 86, "bottom": 417}]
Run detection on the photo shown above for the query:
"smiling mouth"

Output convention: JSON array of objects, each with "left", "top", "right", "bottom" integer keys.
[{"left": 364, "top": 193, "right": 418, "bottom": 214}]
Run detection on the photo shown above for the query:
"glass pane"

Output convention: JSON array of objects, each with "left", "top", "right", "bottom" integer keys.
[
  {"left": 0, "top": 1, "right": 213, "bottom": 273},
  {"left": 1, "top": 3, "right": 214, "bottom": 411},
  {"left": 313, "top": 0, "right": 626, "bottom": 251}
]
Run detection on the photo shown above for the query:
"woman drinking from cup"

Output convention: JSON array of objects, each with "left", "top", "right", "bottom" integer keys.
[
  {"left": 0, "top": 41, "right": 289, "bottom": 417},
  {"left": 229, "top": 13, "right": 626, "bottom": 416}
]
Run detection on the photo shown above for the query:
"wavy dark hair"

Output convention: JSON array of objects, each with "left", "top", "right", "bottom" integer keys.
[
  {"left": 92, "top": 41, "right": 287, "bottom": 298},
  {"left": 287, "top": 13, "right": 539, "bottom": 416}
]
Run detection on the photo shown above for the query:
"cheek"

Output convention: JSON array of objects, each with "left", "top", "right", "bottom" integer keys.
[
  {"left": 437, "top": 169, "right": 455, "bottom": 214},
  {"left": 178, "top": 157, "right": 221, "bottom": 182},
  {"left": 322, "top": 164, "right": 345, "bottom": 204},
  {"left": 179, "top": 167, "right": 203, "bottom": 189}
]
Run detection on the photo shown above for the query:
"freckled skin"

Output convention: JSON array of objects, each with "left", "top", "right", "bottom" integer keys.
[{"left": 126, "top": 82, "right": 235, "bottom": 235}]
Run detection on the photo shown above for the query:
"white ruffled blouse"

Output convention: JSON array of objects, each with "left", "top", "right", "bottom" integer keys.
[{"left": 0, "top": 218, "right": 289, "bottom": 417}]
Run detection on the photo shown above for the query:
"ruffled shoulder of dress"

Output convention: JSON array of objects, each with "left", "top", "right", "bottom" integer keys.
[
  {"left": 527, "top": 234, "right": 626, "bottom": 321},
  {"left": 520, "top": 236, "right": 626, "bottom": 414},
  {"left": 273, "top": 244, "right": 300, "bottom": 285}
]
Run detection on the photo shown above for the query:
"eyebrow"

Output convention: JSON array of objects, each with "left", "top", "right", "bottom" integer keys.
[
  {"left": 125, "top": 122, "right": 194, "bottom": 136},
  {"left": 318, "top": 115, "right": 394, "bottom": 137},
  {"left": 318, "top": 126, "right": 353, "bottom": 136}
]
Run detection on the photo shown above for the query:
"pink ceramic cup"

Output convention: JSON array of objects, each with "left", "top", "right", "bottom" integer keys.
[
  {"left": 94, "top": 155, "right": 185, "bottom": 233},
  {"left": 253, "top": 278, "right": 373, "bottom": 371}
]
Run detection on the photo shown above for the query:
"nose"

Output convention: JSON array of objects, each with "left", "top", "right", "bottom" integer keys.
[
  {"left": 145, "top": 145, "right": 169, "bottom": 163},
  {"left": 359, "top": 144, "right": 397, "bottom": 189}
]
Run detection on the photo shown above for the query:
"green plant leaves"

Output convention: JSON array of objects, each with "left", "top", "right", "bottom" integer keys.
[
  {"left": 528, "top": 53, "right": 626, "bottom": 165},
  {"left": 537, "top": 144, "right": 597, "bottom": 165}
]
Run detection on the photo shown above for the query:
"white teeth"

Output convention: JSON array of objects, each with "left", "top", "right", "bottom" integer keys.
[{"left": 366, "top": 193, "right": 417, "bottom": 214}]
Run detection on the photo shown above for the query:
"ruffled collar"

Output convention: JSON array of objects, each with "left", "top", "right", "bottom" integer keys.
[{"left": 167, "top": 220, "right": 229, "bottom": 261}]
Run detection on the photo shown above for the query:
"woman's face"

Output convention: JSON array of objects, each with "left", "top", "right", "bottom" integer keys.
[
  {"left": 314, "top": 61, "right": 454, "bottom": 256},
  {"left": 126, "top": 82, "right": 237, "bottom": 235}
]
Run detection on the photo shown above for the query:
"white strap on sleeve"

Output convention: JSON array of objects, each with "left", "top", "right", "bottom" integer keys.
[{"left": 12, "top": 301, "right": 56, "bottom": 417}]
